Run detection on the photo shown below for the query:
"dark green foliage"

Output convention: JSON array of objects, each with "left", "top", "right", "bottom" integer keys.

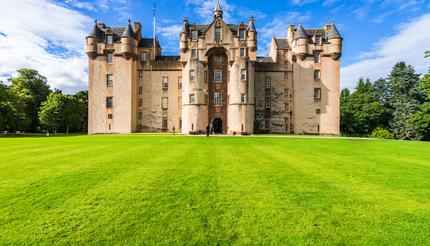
[
  {"left": 340, "top": 79, "right": 386, "bottom": 136},
  {"left": 370, "top": 127, "right": 394, "bottom": 139},
  {"left": 39, "top": 92, "right": 86, "bottom": 133},
  {"left": 8, "top": 69, "right": 51, "bottom": 132}
]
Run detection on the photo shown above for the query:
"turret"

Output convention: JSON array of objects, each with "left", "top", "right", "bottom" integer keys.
[
  {"left": 326, "top": 22, "right": 343, "bottom": 60},
  {"left": 86, "top": 20, "right": 102, "bottom": 59},
  {"left": 247, "top": 16, "right": 257, "bottom": 52},
  {"left": 293, "top": 23, "right": 308, "bottom": 61},
  {"left": 120, "top": 20, "right": 137, "bottom": 60},
  {"left": 180, "top": 18, "right": 189, "bottom": 53},
  {"left": 214, "top": 0, "right": 223, "bottom": 19}
]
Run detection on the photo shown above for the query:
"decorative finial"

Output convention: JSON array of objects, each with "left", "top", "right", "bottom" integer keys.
[
  {"left": 94, "top": 20, "right": 97, "bottom": 24},
  {"left": 214, "top": 0, "right": 223, "bottom": 19},
  {"left": 128, "top": 19, "right": 131, "bottom": 24}
]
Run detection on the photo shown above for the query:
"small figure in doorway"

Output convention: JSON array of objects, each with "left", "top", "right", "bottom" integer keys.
[
  {"left": 206, "top": 125, "right": 210, "bottom": 137},
  {"left": 173, "top": 126, "right": 176, "bottom": 135}
]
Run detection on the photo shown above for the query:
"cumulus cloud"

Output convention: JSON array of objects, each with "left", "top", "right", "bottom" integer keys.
[
  {"left": 186, "top": 0, "right": 236, "bottom": 23},
  {"left": 258, "top": 12, "right": 312, "bottom": 56},
  {"left": 341, "top": 13, "right": 430, "bottom": 89},
  {"left": 157, "top": 23, "right": 182, "bottom": 54},
  {"left": 0, "top": 0, "right": 92, "bottom": 93}
]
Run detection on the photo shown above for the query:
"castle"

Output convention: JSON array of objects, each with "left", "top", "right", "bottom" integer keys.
[{"left": 86, "top": 1, "right": 343, "bottom": 135}]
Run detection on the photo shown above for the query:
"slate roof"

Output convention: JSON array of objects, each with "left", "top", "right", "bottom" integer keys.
[
  {"left": 274, "top": 38, "right": 289, "bottom": 49},
  {"left": 139, "top": 38, "right": 160, "bottom": 48},
  {"left": 256, "top": 56, "right": 274, "bottom": 63},
  {"left": 326, "top": 23, "right": 342, "bottom": 39},
  {"left": 294, "top": 23, "right": 307, "bottom": 40},
  {"left": 191, "top": 24, "right": 249, "bottom": 36}
]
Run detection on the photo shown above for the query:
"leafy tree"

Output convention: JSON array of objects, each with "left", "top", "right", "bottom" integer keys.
[
  {"left": 340, "top": 79, "right": 386, "bottom": 135},
  {"left": 8, "top": 69, "right": 51, "bottom": 132},
  {"left": 0, "top": 81, "right": 28, "bottom": 131},
  {"left": 39, "top": 92, "right": 86, "bottom": 133},
  {"left": 407, "top": 69, "right": 430, "bottom": 140},
  {"left": 73, "top": 91, "right": 88, "bottom": 132},
  {"left": 386, "top": 62, "right": 422, "bottom": 139}
]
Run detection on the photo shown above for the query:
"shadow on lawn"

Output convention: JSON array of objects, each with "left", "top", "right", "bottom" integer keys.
[{"left": 0, "top": 133, "right": 85, "bottom": 138}]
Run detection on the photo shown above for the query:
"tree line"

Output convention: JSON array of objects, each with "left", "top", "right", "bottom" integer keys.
[
  {"left": 0, "top": 69, "right": 87, "bottom": 133},
  {"left": 341, "top": 60, "right": 430, "bottom": 140}
]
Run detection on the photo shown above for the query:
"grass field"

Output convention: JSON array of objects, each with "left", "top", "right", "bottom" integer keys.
[{"left": 1, "top": 135, "right": 430, "bottom": 245}]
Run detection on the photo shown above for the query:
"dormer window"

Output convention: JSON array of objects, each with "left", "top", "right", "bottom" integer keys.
[
  {"left": 141, "top": 52, "right": 147, "bottom": 62},
  {"left": 215, "top": 27, "right": 222, "bottom": 41},
  {"left": 107, "top": 35, "right": 113, "bottom": 45},
  {"left": 315, "top": 35, "right": 322, "bottom": 45},
  {"left": 239, "top": 29, "right": 246, "bottom": 40},
  {"left": 191, "top": 30, "right": 198, "bottom": 42}
]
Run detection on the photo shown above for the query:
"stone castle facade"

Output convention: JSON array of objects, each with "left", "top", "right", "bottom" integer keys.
[{"left": 86, "top": 2, "right": 343, "bottom": 135}]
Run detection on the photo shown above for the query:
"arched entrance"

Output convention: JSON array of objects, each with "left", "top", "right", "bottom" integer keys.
[{"left": 213, "top": 118, "right": 222, "bottom": 134}]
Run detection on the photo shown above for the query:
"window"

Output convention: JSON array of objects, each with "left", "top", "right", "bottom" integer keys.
[
  {"left": 107, "top": 35, "right": 113, "bottom": 44},
  {"left": 241, "top": 69, "right": 247, "bottom": 81},
  {"left": 141, "top": 52, "right": 147, "bottom": 62},
  {"left": 285, "top": 103, "right": 288, "bottom": 111},
  {"left": 107, "top": 53, "right": 113, "bottom": 64},
  {"left": 265, "top": 97, "right": 271, "bottom": 109},
  {"left": 265, "top": 77, "right": 271, "bottom": 89},
  {"left": 139, "top": 86, "right": 143, "bottom": 95},
  {"left": 314, "top": 52, "right": 321, "bottom": 63},
  {"left": 190, "top": 70, "right": 195, "bottom": 82},
  {"left": 108, "top": 114, "right": 113, "bottom": 119},
  {"left": 189, "top": 94, "right": 195, "bottom": 104},
  {"left": 214, "top": 93, "right": 222, "bottom": 106},
  {"left": 178, "top": 77, "right": 182, "bottom": 89},
  {"left": 214, "top": 69, "right": 222, "bottom": 83},
  {"left": 265, "top": 119, "right": 270, "bottom": 129},
  {"left": 284, "top": 61, "right": 288, "bottom": 67},
  {"left": 106, "top": 97, "right": 113, "bottom": 108},
  {"left": 241, "top": 93, "right": 246, "bottom": 103},
  {"left": 162, "top": 117, "right": 168, "bottom": 130},
  {"left": 139, "top": 99, "right": 143, "bottom": 107},
  {"left": 191, "top": 30, "right": 198, "bottom": 41},
  {"left": 191, "top": 49, "right": 197, "bottom": 59},
  {"left": 162, "top": 77, "right": 168, "bottom": 89},
  {"left": 213, "top": 55, "right": 222, "bottom": 63},
  {"left": 314, "top": 88, "right": 321, "bottom": 100},
  {"left": 204, "top": 71, "right": 208, "bottom": 83},
  {"left": 138, "top": 71, "right": 143, "bottom": 78},
  {"left": 316, "top": 109, "right": 321, "bottom": 114},
  {"left": 179, "top": 117, "right": 182, "bottom": 129},
  {"left": 162, "top": 97, "right": 168, "bottom": 109},
  {"left": 240, "top": 48, "right": 247, "bottom": 57},
  {"left": 239, "top": 29, "right": 246, "bottom": 40},
  {"left": 314, "top": 70, "right": 321, "bottom": 80},
  {"left": 138, "top": 112, "right": 142, "bottom": 119},
  {"left": 284, "top": 72, "right": 288, "bottom": 79},
  {"left": 315, "top": 35, "right": 322, "bottom": 45},
  {"left": 215, "top": 27, "right": 222, "bottom": 41},
  {"left": 107, "top": 74, "right": 113, "bottom": 87}
]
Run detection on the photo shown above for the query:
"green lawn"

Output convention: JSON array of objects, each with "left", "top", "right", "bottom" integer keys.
[{"left": 1, "top": 135, "right": 430, "bottom": 245}]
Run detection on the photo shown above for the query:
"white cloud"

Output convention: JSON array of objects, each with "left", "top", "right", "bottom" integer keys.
[
  {"left": 341, "top": 13, "right": 430, "bottom": 89},
  {"left": 0, "top": 0, "right": 91, "bottom": 93},
  {"left": 63, "top": 0, "right": 96, "bottom": 11},
  {"left": 258, "top": 12, "right": 312, "bottom": 56},
  {"left": 157, "top": 23, "right": 182, "bottom": 54},
  {"left": 186, "top": 0, "right": 235, "bottom": 23}
]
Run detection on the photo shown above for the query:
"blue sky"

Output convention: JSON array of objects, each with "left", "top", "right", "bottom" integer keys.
[{"left": 0, "top": 0, "right": 429, "bottom": 93}]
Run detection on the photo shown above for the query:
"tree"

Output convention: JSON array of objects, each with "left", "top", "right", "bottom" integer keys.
[
  {"left": 39, "top": 92, "right": 86, "bottom": 133},
  {"left": 0, "top": 81, "right": 28, "bottom": 132},
  {"left": 425, "top": 51, "right": 430, "bottom": 58},
  {"left": 408, "top": 69, "right": 430, "bottom": 140},
  {"left": 387, "top": 62, "right": 422, "bottom": 139},
  {"left": 8, "top": 69, "right": 51, "bottom": 132},
  {"left": 340, "top": 79, "right": 386, "bottom": 136},
  {"left": 73, "top": 91, "right": 88, "bottom": 132}
]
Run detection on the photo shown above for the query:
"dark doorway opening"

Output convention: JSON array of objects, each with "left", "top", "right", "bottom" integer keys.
[{"left": 213, "top": 118, "right": 223, "bottom": 134}]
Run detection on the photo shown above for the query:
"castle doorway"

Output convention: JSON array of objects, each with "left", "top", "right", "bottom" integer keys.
[{"left": 213, "top": 118, "right": 222, "bottom": 134}]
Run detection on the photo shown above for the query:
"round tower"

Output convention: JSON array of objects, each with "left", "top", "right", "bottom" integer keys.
[
  {"left": 86, "top": 20, "right": 101, "bottom": 60},
  {"left": 247, "top": 17, "right": 257, "bottom": 52},
  {"left": 327, "top": 22, "right": 343, "bottom": 60},
  {"left": 180, "top": 18, "right": 189, "bottom": 53},
  {"left": 121, "top": 20, "right": 137, "bottom": 60},
  {"left": 292, "top": 23, "right": 308, "bottom": 61}
]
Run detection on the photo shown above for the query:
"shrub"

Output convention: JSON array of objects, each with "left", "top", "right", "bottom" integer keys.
[{"left": 370, "top": 127, "right": 395, "bottom": 139}]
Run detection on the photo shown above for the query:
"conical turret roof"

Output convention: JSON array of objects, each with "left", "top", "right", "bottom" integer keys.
[
  {"left": 294, "top": 23, "right": 307, "bottom": 40},
  {"left": 327, "top": 22, "right": 342, "bottom": 39},
  {"left": 181, "top": 18, "right": 189, "bottom": 34},
  {"left": 88, "top": 20, "right": 103, "bottom": 38},
  {"left": 122, "top": 20, "right": 135, "bottom": 38},
  {"left": 213, "top": 0, "right": 223, "bottom": 19}
]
